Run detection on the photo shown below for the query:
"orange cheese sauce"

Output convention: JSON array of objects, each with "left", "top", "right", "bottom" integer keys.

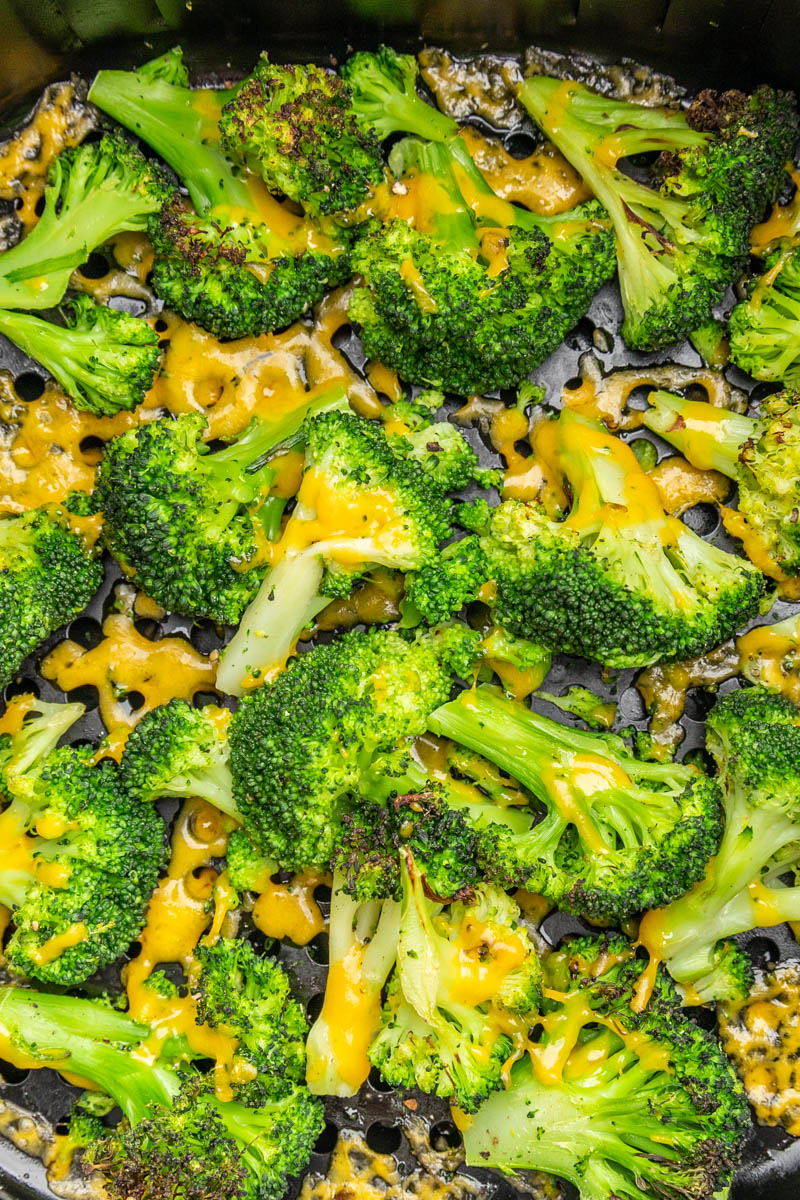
[
  {"left": 308, "top": 946, "right": 382, "bottom": 1094},
  {"left": 738, "top": 619, "right": 800, "bottom": 705},
  {"left": 251, "top": 870, "right": 327, "bottom": 946},
  {"left": 722, "top": 506, "right": 800, "bottom": 596},
  {"left": 458, "top": 127, "right": 591, "bottom": 215},
  {"left": 750, "top": 168, "right": 800, "bottom": 254},
  {"left": 649, "top": 455, "right": 730, "bottom": 517},
  {"left": 450, "top": 918, "right": 527, "bottom": 1008}
]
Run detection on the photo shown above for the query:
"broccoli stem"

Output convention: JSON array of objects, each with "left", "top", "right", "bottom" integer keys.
[
  {"left": 643, "top": 390, "right": 759, "bottom": 478},
  {"left": 88, "top": 72, "right": 246, "bottom": 213},
  {"left": 345, "top": 54, "right": 458, "bottom": 143},
  {"left": 0, "top": 986, "right": 179, "bottom": 1125}
]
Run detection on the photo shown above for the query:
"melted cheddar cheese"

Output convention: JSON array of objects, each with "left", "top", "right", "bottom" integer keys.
[
  {"left": 738, "top": 620, "right": 800, "bottom": 705},
  {"left": 251, "top": 870, "right": 327, "bottom": 946}
]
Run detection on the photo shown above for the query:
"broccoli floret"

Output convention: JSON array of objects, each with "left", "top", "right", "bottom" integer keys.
[
  {"left": 519, "top": 77, "right": 798, "bottom": 350},
  {"left": 350, "top": 135, "right": 614, "bottom": 395},
  {"left": 476, "top": 408, "right": 764, "bottom": 667},
  {"left": 429, "top": 684, "right": 723, "bottom": 922},
  {"left": 228, "top": 624, "right": 480, "bottom": 868},
  {"left": 638, "top": 685, "right": 800, "bottom": 1003},
  {"left": 342, "top": 46, "right": 458, "bottom": 143},
  {"left": 0, "top": 699, "right": 166, "bottom": 984},
  {"left": 218, "top": 56, "right": 385, "bottom": 219},
  {"left": 463, "top": 932, "right": 750, "bottom": 1200},
  {"left": 644, "top": 387, "right": 800, "bottom": 577},
  {"left": 0, "top": 983, "right": 323, "bottom": 1200},
  {"left": 119, "top": 699, "right": 240, "bottom": 820},
  {"left": 96, "top": 389, "right": 347, "bottom": 625},
  {"left": 388, "top": 420, "right": 481, "bottom": 494},
  {"left": 215, "top": 410, "right": 473, "bottom": 695},
  {"left": 368, "top": 851, "right": 541, "bottom": 1113},
  {"left": 305, "top": 868, "right": 400, "bottom": 1097},
  {"left": 226, "top": 828, "right": 275, "bottom": 893},
  {"left": 89, "top": 54, "right": 352, "bottom": 339},
  {"left": 0, "top": 133, "right": 171, "bottom": 311},
  {"left": 729, "top": 241, "right": 800, "bottom": 388},
  {"left": 0, "top": 505, "right": 103, "bottom": 690},
  {"left": 0, "top": 296, "right": 160, "bottom": 416}
]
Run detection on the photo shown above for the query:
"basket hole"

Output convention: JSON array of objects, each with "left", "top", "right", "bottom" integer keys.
[
  {"left": 503, "top": 131, "right": 538, "bottom": 159},
  {"left": 681, "top": 503, "right": 719, "bottom": 538},
  {"left": 13, "top": 372, "right": 45, "bottom": 402},
  {"left": 190, "top": 623, "right": 224, "bottom": 655},
  {"left": 368, "top": 1066, "right": 394, "bottom": 1092},
  {"left": 0, "top": 1060, "right": 29, "bottom": 1084},
  {"left": 306, "top": 992, "right": 325, "bottom": 1023},
  {"left": 65, "top": 684, "right": 100, "bottom": 711},
  {"left": 365, "top": 1121, "right": 402, "bottom": 1154},
  {"left": 4, "top": 678, "right": 40, "bottom": 702},
  {"left": 78, "top": 251, "right": 110, "bottom": 280},
  {"left": 67, "top": 616, "right": 103, "bottom": 650},
  {"left": 331, "top": 324, "right": 354, "bottom": 350},
  {"left": 430, "top": 1120, "right": 462, "bottom": 1151},
  {"left": 192, "top": 691, "right": 220, "bottom": 710},
  {"left": 306, "top": 932, "right": 329, "bottom": 964},
  {"left": 314, "top": 1121, "right": 339, "bottom": 1155},
  {"left": 747, "top": 937, "right": 781, "bottom": 969},
  {"left": 313, "top": 883, "right": 332, "bottom": 905},
  {"left": 684, "top": 687, "right": 717, "bottom": 721}
]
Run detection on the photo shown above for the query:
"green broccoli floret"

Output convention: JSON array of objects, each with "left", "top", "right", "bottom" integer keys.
[
  {"left": 429, "top": 684, "right": 723, "bottom": 922},
  {"left": 350, "top": 134, "right": 614, "bottom": 396},
  {"left": 0, "top": 698, "right": 166, "bottom": 984},
  {"left": 0, "top": 133, "right": 171, "bottom": 311},
  {"left": 644, "top": 387, "right": 800, "bottom": 577},
  {"left": 228, "top": 623, "right": 481, "bottom": 867},
  {"left": 119, "top": 699, "right": 240, "bottom": 820},
  {"left": 95, "top": 388, "right": 347, "bottom": 624},
  {"left": 519, "top": 77, "right": 798, "bottom": 350},
  {"left": 729, "top": 240, "right": 800, "bottom": 388},
  {"left": 0, "top": 296, "right": 160, "bottom": 416},
  {"left": 368, "top": 850, "right": 542, "bottom": 1113},
  {"left": 89, "top": 53, "right": 352, "bottom": 339},
  {"left": 342, "top": 46, "right": 458, "bottom": 143},
  {"left": 463, "top": 932, "right": 750, "bottom": 1200},
  {"left": 305, "top": 868, "right": 400, "bottom": 1097},
  {"left": 474, "top": 408, "right": 764, "bottom": 667},
  {"left": 388, "top": 420, "right": 482, "bottom": 494},
  {"left": 0, "top": 983, "right": 324, "bottom": 1200},
  {"left": 638, "top": 685, "right": 800, "bottom": 1003},
  {"left": 0, "top": 505, "right": 103, "bottom": 690},
  {"left": 218, "top": 55, "right": 385, "bottom": 219},
  {"left": 226, "top": 828, "right": 276, "bottom": 893},
  {"left": 215, "top": 410, "right": 478, "bottom": 695}
]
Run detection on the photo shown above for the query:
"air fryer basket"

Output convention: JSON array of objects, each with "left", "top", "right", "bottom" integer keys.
[{"left": 1, "top": 3, "right": 800, "bottom": 1199}]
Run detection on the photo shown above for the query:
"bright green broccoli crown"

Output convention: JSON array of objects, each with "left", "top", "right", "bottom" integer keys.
[
  {"left": 479, "top": 409, "right": 764, "bottom": 667},
  {"left": 119, "top": 698, "right": 238, "bottom": 819},
  {"left": 148, "top": 195, "right": 352, "bottom": 340},
  {"left": 638, "top": 686, "right": 800, "bottom": 1002},
  {"left": 369, "top": 852, "right": 541, "bottom": 1112},
  {"left": 100, "top": 1076, "right": 324, "bottom": 1200},
  {"left": 429, "top": 684, "right": 723, "bottom": 922},
  {"left": 225, "top": 828, "right": 276, "bottom": 893},
  {"left": 519, "top": 77, "right": 797, "bottom": 350},
  {"left": 403, "top": 535, "right": 487, "bottom": 625},
  {"left": 219, "top": 55, "right": 384, "bottom": 219},
  {"left": 229, "top": 624, "right": 480, "bottom": 868},
  {"left": 0, "top": 296, "right": 161, "bottom": 417},
  {"left": 730, "top": 242, "right": 800, "bottom": 389},
  {"left": 193, "top": 937, "right": 309, "bottom": 1101},
  {"left": 0, "top": 133, "right": 171, "bottom": 311},
  {"left": 215, "top": 409, "right": 461, "bottom": 694},
  {"left": 388, "top": 420, "right": 481, "bottom": 494},
  {"left": 341, "top": 45, "right": 458, "bottom": 142},
  {"left": 0, "top": 743, "right": 166, "bottom": 985},
  {"left": 96, "top": 400, "right": 314, "bottom": 624},
  {"left": 334, "top": 791, "right": 482, "bottom": 903},
  {"left": 0, "top": 506, "right": 103, "bottom": 690}
]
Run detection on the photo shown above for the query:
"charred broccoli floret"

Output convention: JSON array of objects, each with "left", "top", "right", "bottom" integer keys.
[
  {"left": 0, "top": 698, "right": 165, "bottom": 984},
  {"left": 0, "top": 296, "right": 160, "bottom": 416},
  {"left": 464, "top": 933, "right": 750, "bottom": 1200},
  {"left": 644, "top": 387, "right": 800, "bottom": 576},
  {"left": 0, "top": 505, "right": 102, "bottom": 690},
  {"left": 729, "top": 240, "right": 800, "bottom": 388},
  {"left": 519, "top": 77, "right": 798, "bottom": 349},
  {"left": 429, "top": 684, "right": 722, "bottom": 922},
  {"left": 472, "top": 408, "right": 764, "bottom": 667}
]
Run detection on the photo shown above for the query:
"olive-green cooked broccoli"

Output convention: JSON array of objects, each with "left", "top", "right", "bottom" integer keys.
[
  {"left": 637, "top": 685, "right": 800, "bottom": 1003},
  {"left": 463, "top": 933, "right": 750, "bottom": 1200},
  {"left": 0, "top": 133, "right": 171, "bottom": 311},
  {"left": 89, "top": 51, "right": 352, "bottom": 339},
  {"left": 95, "top": 388, "right": 347, "bottom": 625},
  {"left": 120, "top": 699, "right": 240, "bottom": 820},
  {"left": 0, "top": 698, "right": 166, "bottom": 985},
  {"left": 471, "top": 408, "right": 765, "bottom": 668},
  {"left": 368, "top": 849, "right": 542, "bottom": 1113},
  {"left": 729, "top": 239, "right": 800, "bottom": 388},
  {"left": 219, "top": 55, "right": 385, "bottom": 219},
  {"left": 228, "top": 623, "right": 481, "bottom": 868},
  {"left": 644, "top": 387, "right": 800, "bottom": 577},
  {"left": 0, "top": 296, "right": 161, "bottom": 416},
  {"left": 519, "top": 77, "right": 798, "bottom": 350},
  {"left": 216, "top": 410, "right": 485, "bottom": 695},
  {"left": 0, "top": 505, "right": 103, "bottom": 690},
  {"left": 0, "top": 981, "right": 324, "bottom": 1200},
  {"left": 428, "top": 684, "right": 722, "bottom": 922}
]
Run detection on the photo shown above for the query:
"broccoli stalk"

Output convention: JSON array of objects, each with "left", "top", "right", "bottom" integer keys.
[
  {"left": 644, "top": 388, "right": 800, "bottom": 576},
  {"left": 0, "top": 297, "right": 161, "bottom": 416},
  {"left": 637, "top": 686, "right": 800, "bottom": 1003},
  {"left": 428, "top": 684, "right": 722, "bottom": 922},
  {"left": 0, "top": 134, "right": 170, "bottom": 311},
  {"left": 306, "top": 870, "right": 400, "bottom": 1097}
]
